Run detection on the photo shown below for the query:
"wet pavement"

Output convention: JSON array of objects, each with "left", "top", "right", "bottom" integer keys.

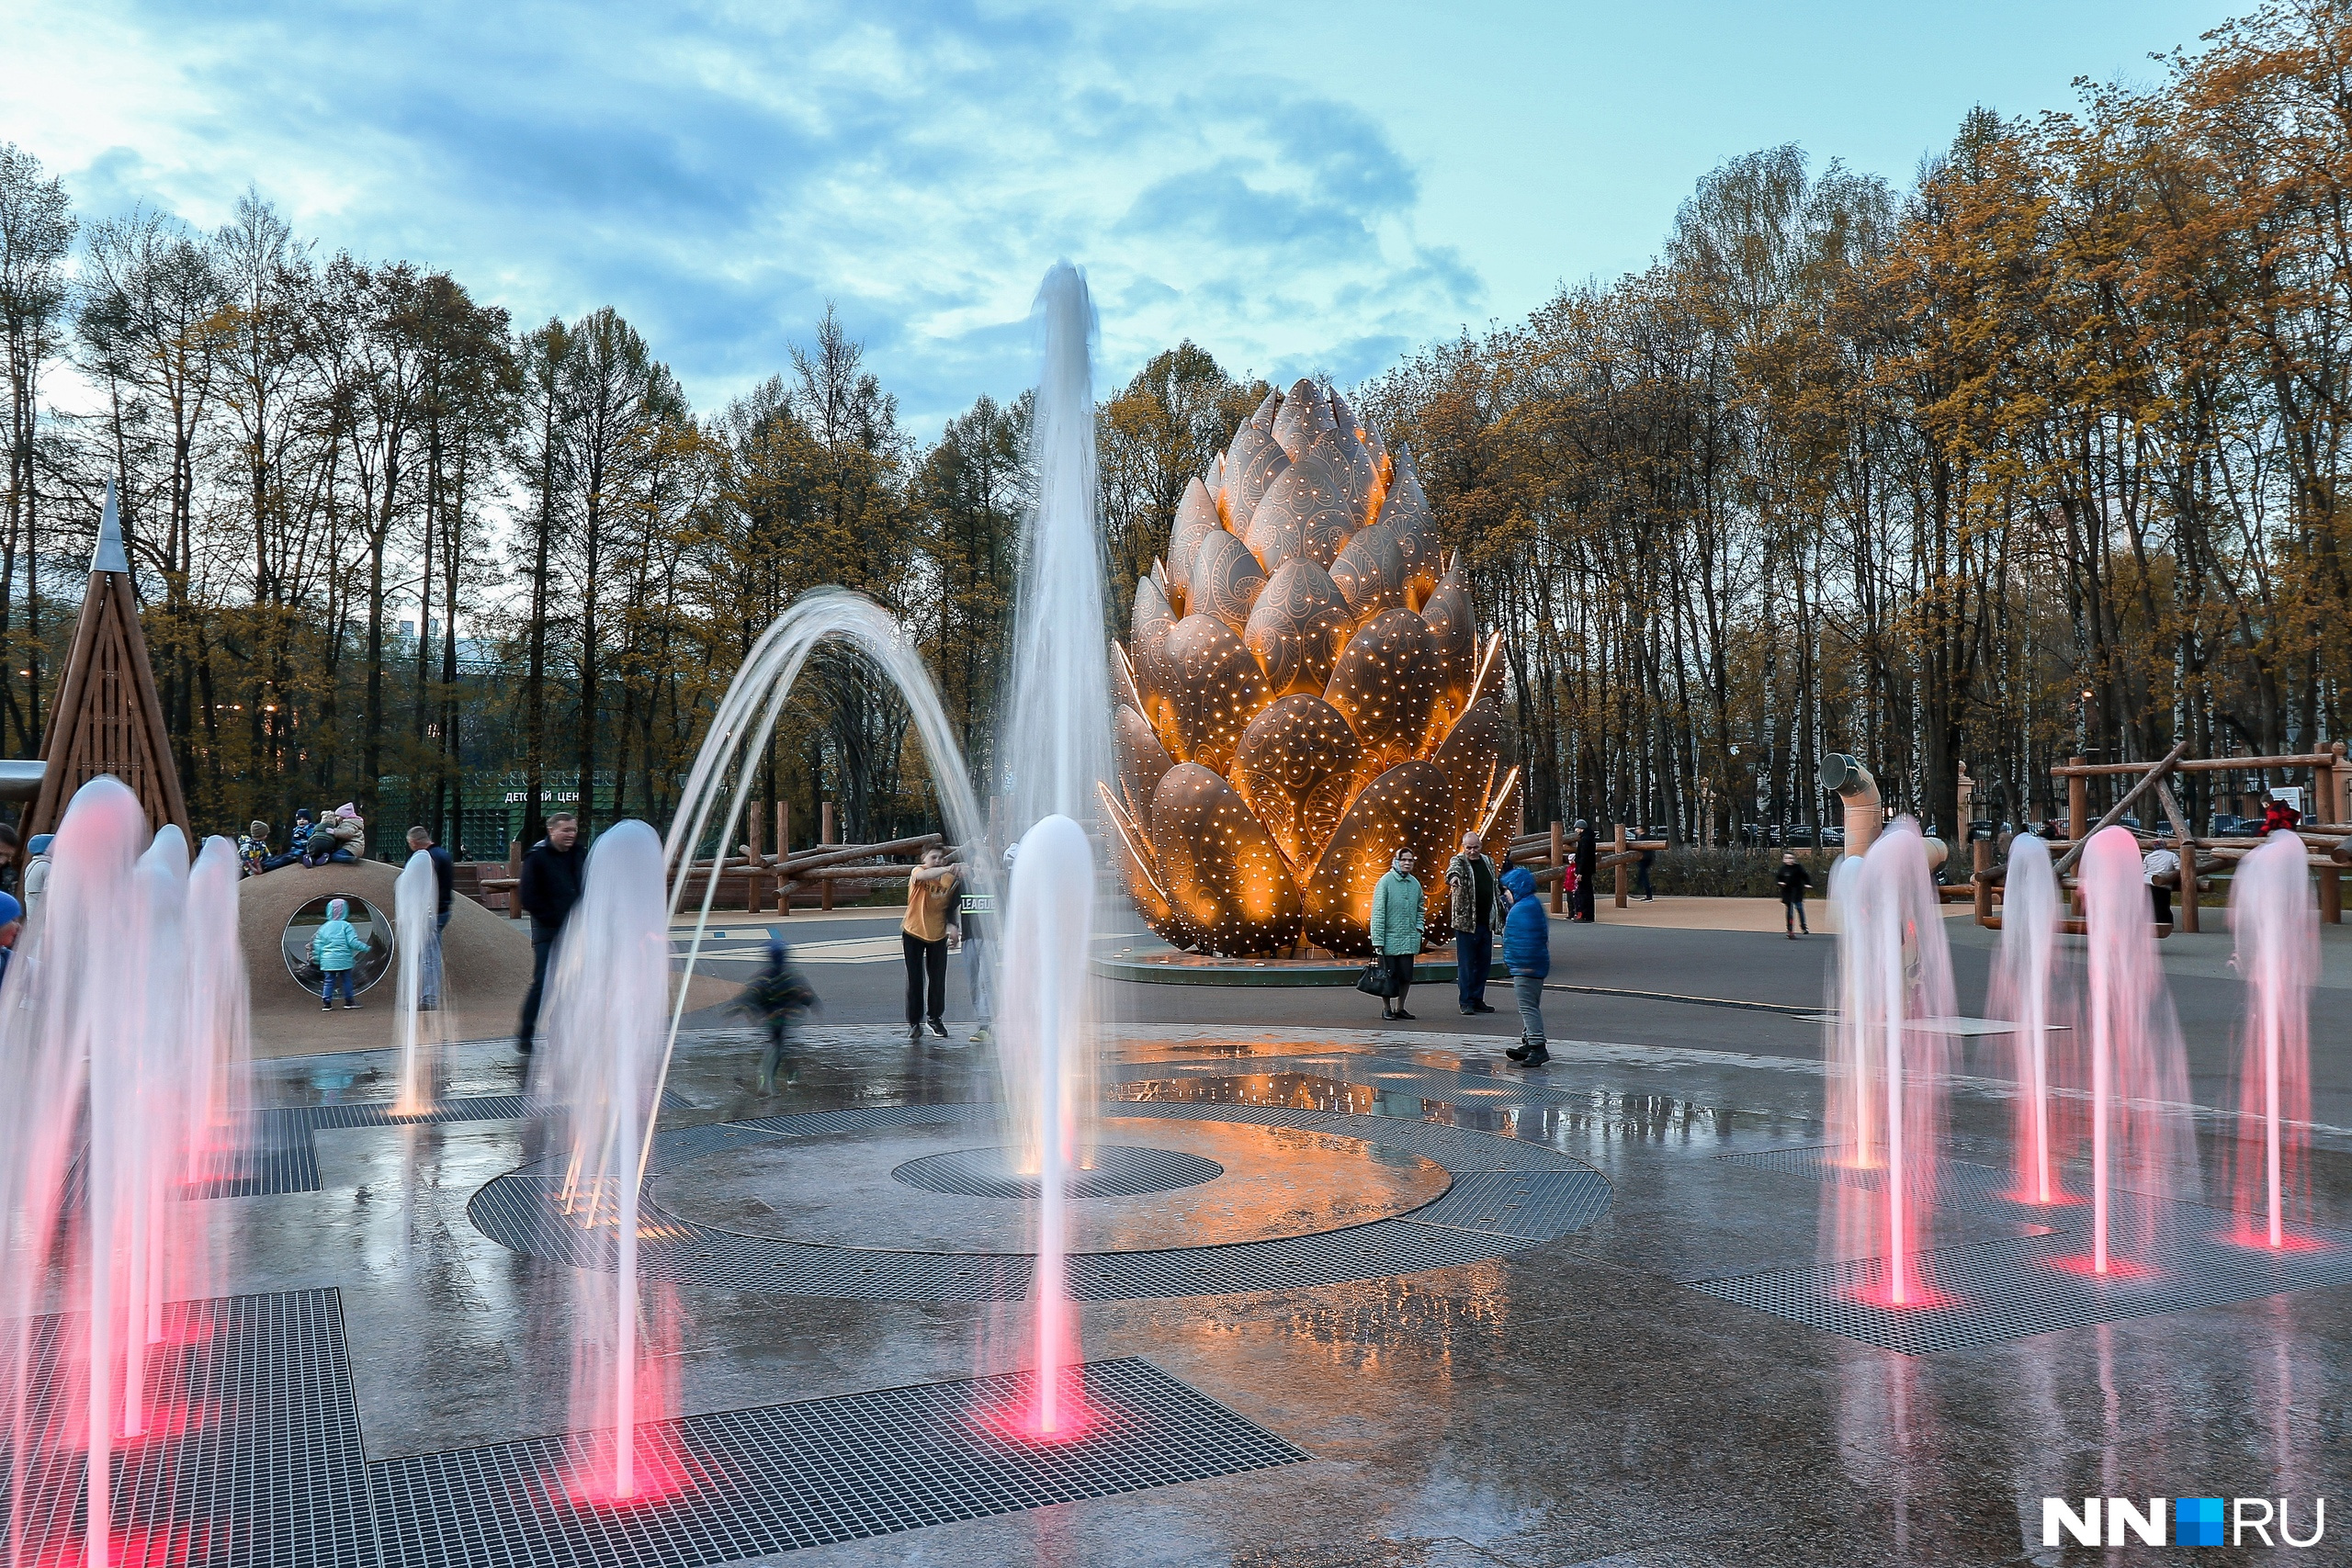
[{"left": 176, "top": 945, "right": 2352, "bottom": 1568}]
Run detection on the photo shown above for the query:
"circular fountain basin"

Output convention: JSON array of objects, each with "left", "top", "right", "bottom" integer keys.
[
  {"left": 650, "top": 1116, "right": 1450, "bottom": 1255},
  {"left": 891, "top": 1145, "right": 1226, "bottom": 1200}
]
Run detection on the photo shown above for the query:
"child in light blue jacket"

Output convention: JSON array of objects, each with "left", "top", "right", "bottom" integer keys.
[{"left": 312, "top": 897, "right": 364, "bottom": 1010}]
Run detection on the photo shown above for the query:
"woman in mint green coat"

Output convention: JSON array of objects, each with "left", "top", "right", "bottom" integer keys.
[{"left": 1368, "top": 848, "right": 1425, "bottom": 1021}]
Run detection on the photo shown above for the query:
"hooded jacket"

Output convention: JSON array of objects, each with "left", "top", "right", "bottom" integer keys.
[
  {"left": 312, "top": 899, "right": 364, "bottom": 971},
  {"left": 1500, "top": 866, "right": 1549, "bottom": 977}
]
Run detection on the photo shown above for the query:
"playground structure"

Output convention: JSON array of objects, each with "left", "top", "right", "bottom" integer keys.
[
  {"left": 480, "top": 802, "right": 968, "bottom": 918},
  {"left": 1965, "top": 741, "right": 2351, "bottom": 931}
]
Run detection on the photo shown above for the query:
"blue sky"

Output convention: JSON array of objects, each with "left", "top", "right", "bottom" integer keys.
[{"left": 9, "top": 0, "right": 2236, "bottom": 434}]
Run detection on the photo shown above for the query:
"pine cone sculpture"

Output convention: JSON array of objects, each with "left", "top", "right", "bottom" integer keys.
[{"left": 1102, "top": 379, "right": 1514, "bottom": 956}]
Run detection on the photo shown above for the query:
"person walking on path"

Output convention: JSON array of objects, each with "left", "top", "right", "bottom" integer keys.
[
  {"left": 1369, "top": 847, "right": 1425, "bottom": 1021},
  {"left": 1776, "top": 852, "right": 1813, "bottom": 938},
  {"left": 1499, "top": 866, "right": 1550, "bottom": 1066},
  {"left": 19, "top": 834, "right": 51, "bottom": 927},
  {"left": 312, "top": 897, "right": 365, "bottom": 1010},
  {"left": 514, "top": 812, "right": 584, "bottom": 1054},
  {"left": 1570, "top": 821, "right": 1598, "bottom": 922},
  {"left": 902, "top": 847, "right": 959, "bottom": 1043},
  {"left": 1634, "top": 837, "right": 1656, "bottom": 901},
  {"left": 1445, "top": 830, "right": 1501, "bottom": 1015}
]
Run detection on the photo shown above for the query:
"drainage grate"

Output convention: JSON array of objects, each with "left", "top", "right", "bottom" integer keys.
[
  {"left": 185, "top": 1094, "right": 582, "bottom": 1201},
  {"left": 3, "top": 1290, "right": 375, "bottom": 1568},
  {"left": 1405, "top": 1169, "right": 1617, "bottom": 1241},
  {"left": 1703, "top": 1146, "right": 2352, "bottom": 1351},
  {"left": 369, "top": 1358, "right": 1306, "bottom": 1568},
  {"left": 892, "top": 1145, "right": 1226, "bottom": 1201},
  {"left": 474, "top": 1103, "right": 1611, "bottom": 1303}
]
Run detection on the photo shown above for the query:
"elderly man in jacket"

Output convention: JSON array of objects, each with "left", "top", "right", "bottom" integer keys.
[{"left": 1444, "top": 830, "right": 1502, "bottom": 1015}]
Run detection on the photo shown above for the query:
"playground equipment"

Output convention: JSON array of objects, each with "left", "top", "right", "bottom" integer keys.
[{"left": 1966, "top": 741, "right": 2350, "bottom": 931}]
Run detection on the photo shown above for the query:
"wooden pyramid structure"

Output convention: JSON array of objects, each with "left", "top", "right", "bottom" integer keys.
[{"left": 26, "top": 480, "right": 189, "bottom": 839}]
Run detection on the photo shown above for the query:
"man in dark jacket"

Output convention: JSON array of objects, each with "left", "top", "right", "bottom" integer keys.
[
  {"left": 407, "top": 826, "right": 458, "bottom": 931},
  {"left": 514, "top": 812, "right": 583, "bottom": 1053},
  {"left": 1776, "top": 852, "right": 1813, "bottom": 938}
]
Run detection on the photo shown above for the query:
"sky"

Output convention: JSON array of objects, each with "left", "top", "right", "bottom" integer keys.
[{"left": 6, "top": 0, "right": 2241, "bottom": 436}]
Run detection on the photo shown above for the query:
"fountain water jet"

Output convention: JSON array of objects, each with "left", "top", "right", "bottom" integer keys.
[
  {"left": 2070, "top": 826, "right": 2196, "bottom": 1276},
  {"left": 1825, "top": 820, "right": 1955, "bottom": 1308},
  {"left": 998, "top": 814, "right": 1094, "bottom": 1435},
  {"left": 533, "top": 820, "right": 676, "bottom": 1502},
  {"left": 0, "top": 780, "right": 247, "bottom": 1568},
  {"left": 1992, "top": 832, "right": 2066, "bottom": 1204},
  {"left": 392, "top": 849, "right": 451, "bottom": 1114},
  {"left": 2229, "top": 832, "right": 2317, "bottom": 1250}
]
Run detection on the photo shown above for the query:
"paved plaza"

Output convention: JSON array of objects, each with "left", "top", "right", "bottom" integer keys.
[{"left": 74, "top": 900, "right": 2349, "bottom": 1566}]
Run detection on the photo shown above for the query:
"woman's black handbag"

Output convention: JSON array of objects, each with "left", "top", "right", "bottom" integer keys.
[{"left": 1355, "top": 960, "right": 1397, "bottom": 998}]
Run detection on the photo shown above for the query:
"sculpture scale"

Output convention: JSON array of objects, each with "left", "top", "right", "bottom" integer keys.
[{"left": 1102, "top": 379, "right": 1513, "bottom": 956}]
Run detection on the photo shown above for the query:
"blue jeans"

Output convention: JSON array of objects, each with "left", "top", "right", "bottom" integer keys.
[
  {"left": 321, "top": 969, "right": 355, "bottom": 1004},
  {"left": 1454, "top": 931, "right": 1491, "bottom": 1009}
]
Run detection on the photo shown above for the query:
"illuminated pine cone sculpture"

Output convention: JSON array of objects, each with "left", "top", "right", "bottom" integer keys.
[{"left": 1102, "top": 378, "right": 1516, "bottom": 957}]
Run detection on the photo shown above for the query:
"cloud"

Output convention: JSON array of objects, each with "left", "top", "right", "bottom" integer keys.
[{"left": 10, "top": 1, "right": 1488, "bottom": 434}]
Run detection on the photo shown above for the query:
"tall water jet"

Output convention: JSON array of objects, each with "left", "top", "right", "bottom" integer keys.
[
  {"left": 392, "top": 848, "right": 450, "bottom": 1114},
  {"left": 184, "top": 836, "right": 254, "bottom": 1198},
  {"left": 2073, "top": 825, "right": 2195, "bottom": 1275},
  {"left": 1993, "top": 832, "right": 2064, "bottom": 1203},
  {"left": 1003, "top": 261, "right": 1110, "bottom": 832},
  {"left": 2229, "top": 832, "right": 2316, "bottom": 1249},
  {"left": 1825, "top": 819, "right": 1955, "bottom": 1307},
  {"left": 999, "top": 814, "right": 1094, "bottom": 1434},
  {"left": 124, "top": 826, "right": 191, "bottom": 1409},
  {"left": 0, "top": 779, "right": 179, "bottom": 1566},
  {"left": 533, "top": 820, "right": 675, "bottom": 1502}
]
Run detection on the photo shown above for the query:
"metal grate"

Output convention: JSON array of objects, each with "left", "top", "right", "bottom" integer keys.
[
  {"left": 2, "top": 1290, "right": 375, "bottom": 1568},
  {"left": 892, "top": 1145, "right": 1226, "bottom": 1201},
  {"left": 368, "top": 1358, "right": 1306, "bottom": 1568},
  {"left": 185, "top": 1094, "right": 583, "bottom": 1201},
  {"left": 474, "top": 1102, "right": 1612, "bottom": 1303},
  {"left": 1404, "top": 1170, "right": 1617, "bottom": 1242},
  {"left": 1702, "top": 1145, "right": 2352, "bottom": 1352}
]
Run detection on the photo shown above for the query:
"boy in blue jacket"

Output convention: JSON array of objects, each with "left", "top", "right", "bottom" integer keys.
[
  {"left": 1499, "top": 865, "right": 1551, "bottom": 1066},
  {"left": 312, "top": 897, "right": 364, "bottom": 1010}
]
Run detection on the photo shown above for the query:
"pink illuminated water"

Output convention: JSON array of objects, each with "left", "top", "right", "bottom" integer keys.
[
  {"left": 1991, "top": 833, "right": 2066, "bottom": 1204},
  {"left": 2073, "top": 826, "right": 2195, "bottom": 1275},
  {"left": 0, "top": 779, "right": 250, "bottom": 1567},
  {"left": 529, "top": 819, "right": 676, "bottom": 1501},
  {"left": 998, "top": 815, "right": 1095, "bottom": 1434},
  {"left": 1825, "top": 820, "right": 1956, "bottom": 1308},
  {"left": 2228, "top": 833, "right": 2316, "bottom": 1250}
]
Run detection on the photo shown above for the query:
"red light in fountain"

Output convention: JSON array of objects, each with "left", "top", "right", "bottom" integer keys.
[
  {"left": 2049, "top": 1253, "right": 2159, "bottom": 1280},
  {"left": 1848, "top": 1276, "right": 1958, "bottom": 1312},
  {"left": 978, "top": 1366, "right": 1098, "bottom": 1445},
  {"left": 558, "top": 1433, "right": 706, "bottom": 1509}
]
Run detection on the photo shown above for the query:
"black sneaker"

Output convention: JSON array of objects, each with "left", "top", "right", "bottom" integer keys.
[
  {"left": 1505, "top": 1042, "right": 1532, "bottom": 1062},
  {"left": 1473, "top": 1002, "right": 1497, "bottom": 1014},
  {"left": 321, "top": 999, "right": 333, "bottom": 1011},
  {"left": 1519, "top": 1045, "right": 1550, "bottom": 1067},
  {"left": 927, "top": 1019, "right": 950, "bottom": 1039},
  {"left": 345, "top": 1000, "right": 361, "bottom": 1010},
  {"left": 1391, "top": 1010, "right": 1415, "bottom": 1021},
  {"left": 909, "top": 1024, "right": 923, "bottom": 1044}
]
